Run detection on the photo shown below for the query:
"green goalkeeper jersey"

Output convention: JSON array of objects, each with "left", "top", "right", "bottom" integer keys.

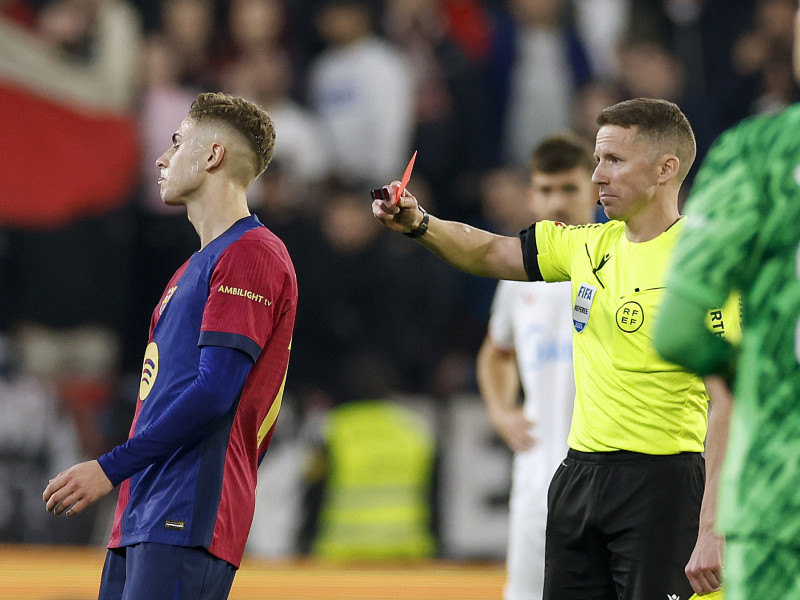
[{"left": 666, "top": 103, "right": 800, "bottom": 544}]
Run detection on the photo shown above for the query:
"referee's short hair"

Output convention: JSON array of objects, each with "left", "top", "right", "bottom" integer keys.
[{"left": 597, "top": 98, "right": 696, "bottom": 182}]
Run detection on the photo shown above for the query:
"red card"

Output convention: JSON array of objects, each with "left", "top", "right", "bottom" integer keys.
[{"left": 393, "top": 150, "right": 417, "bottom": 206}]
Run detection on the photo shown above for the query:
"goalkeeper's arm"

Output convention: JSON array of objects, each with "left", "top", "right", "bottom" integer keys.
[{"left": 654, "top": 291, "right": 737, "bottom": 384}]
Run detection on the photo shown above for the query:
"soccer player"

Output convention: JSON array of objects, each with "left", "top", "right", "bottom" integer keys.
[
  {"left": 373, "top": 97, "right": 736, "bottom": 600},
  {"left": 42, "top": 92, "right": 298, "bottom": 600},
  {"left": 654, "top": 5, "right": 800, "bottom": 599},
  {"left": 476, "top": 133, "right": 597, "bottom": 600}
]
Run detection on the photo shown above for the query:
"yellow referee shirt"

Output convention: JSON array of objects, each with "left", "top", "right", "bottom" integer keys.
[{"left": 523, "top": 218, "right": 736, "bottom": 454}]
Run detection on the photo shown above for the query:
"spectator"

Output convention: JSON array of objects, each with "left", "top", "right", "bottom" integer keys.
[
  {"left": 292, "top": 180, "right": 459, "bottom": 401},
  {"left": 222, "top": 48, "right": 333, "bottom": 199},
  {"left": 477, "top": 167, "right": 533, "bottom": 235},
  {"left": 572, "top": 0, "right": 631, "bottom": 79},
  {"left": 628, "top": 0, "right": 760, "bottom": 129},
  {"left": 223, "top": 0, "right": 289, "bottom": 58},
  {"left": 307, "top": 0, "right": 415, "bottom": 185},
  {"left": 157, "top": 0, "right": 216, "bottom": 89},
  {"left": 383, "top": 0, "right": 484, "bottom": 219},
  {"left": 0, "top": 330, "right": 96, "bottom": 545},
  {"left": 440, "top": 0, "right": 495, "bottom": 66},
  {"left": 727, "top": 0, "right": 799, "bottom": 116},
  {"left": 616, "top": 39, "right": 720, "bottom": 184},
  {"left": 311, "top": 394, "right": 437, "bottom": 560},
  {"left": 215, "top": 0, "right": 308, "bottom": 96},
  {"left": 570, "top": 78, "right": 624, "bottom": 147},
  {"left": 441, "top": 0, "right": 515, "bottom": 171},
  {"left": 500, "top": 0, "right": 593, "bottom": 168},
  {"left": 0, "top": 0, "right": 142, "bottom": 462}
]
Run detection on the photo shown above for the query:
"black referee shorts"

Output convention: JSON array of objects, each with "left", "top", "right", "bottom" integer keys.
[{"left": 543, "top": 449, "right": 704, "bottom": 600}]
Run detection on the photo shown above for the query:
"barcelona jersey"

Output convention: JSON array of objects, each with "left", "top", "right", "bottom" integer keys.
[{"left": 107, "top": 215, "right": 297, "bottom": 567}]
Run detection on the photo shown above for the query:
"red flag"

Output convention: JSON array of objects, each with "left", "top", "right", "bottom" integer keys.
[
  {"left": 0, "top": 84, "right": 138, "bottom": 227},
  {"left": 0, "top": 13, "right": 140, "bottom": 228}
]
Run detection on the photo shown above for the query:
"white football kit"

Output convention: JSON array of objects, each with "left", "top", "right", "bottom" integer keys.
[{"left": 488, "top": 280, "right": 575, "bottom": 600}]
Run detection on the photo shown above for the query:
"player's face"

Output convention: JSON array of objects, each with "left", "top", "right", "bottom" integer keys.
[
  {"left": 529, "top": 166, "right": 597, "bottom": 225},
  {"left": 156, "top": 118, "right": 209, "bottom": 206},
  {"left": 592, "top": 125, "right": 662, "bottom": 222}
]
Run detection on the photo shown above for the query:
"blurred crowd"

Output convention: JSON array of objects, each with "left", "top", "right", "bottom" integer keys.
[{"left": 0, "top": 0, "right": 797, "bottom": 550}]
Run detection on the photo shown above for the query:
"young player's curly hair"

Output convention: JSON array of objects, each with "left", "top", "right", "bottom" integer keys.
[{"left": 189, "top": 92, "right": 276, "bottom": 178}]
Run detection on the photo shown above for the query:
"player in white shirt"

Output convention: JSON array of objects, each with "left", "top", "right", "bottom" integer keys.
[{"left": 477, "top": 134, "right": 598, "bottom": 600}]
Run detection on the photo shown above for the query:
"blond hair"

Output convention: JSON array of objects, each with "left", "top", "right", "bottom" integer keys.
[{"left": 189, "top": 92, "right": 276, "bottom": 178}]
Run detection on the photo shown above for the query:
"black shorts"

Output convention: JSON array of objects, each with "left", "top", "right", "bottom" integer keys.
[{"left": 543, "top": 449, "right": 704, "bottom": 600}]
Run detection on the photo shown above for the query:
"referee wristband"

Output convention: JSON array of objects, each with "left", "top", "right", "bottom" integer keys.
[{"left": 403, "top": 207, "right": 429, "bottom": 238}]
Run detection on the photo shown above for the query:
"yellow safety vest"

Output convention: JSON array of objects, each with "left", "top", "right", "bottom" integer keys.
[{"left": 313, "top": 400, "right": 436, "bottom": 559}]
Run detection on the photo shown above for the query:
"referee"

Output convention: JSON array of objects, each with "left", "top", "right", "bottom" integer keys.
[{"left": 372, "top": 98, "right": 737, "bottom": 600}]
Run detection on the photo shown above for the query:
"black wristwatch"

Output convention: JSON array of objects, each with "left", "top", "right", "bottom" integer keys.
[{"left": 403, "top": 206, "right": 429, "bottom": 238}]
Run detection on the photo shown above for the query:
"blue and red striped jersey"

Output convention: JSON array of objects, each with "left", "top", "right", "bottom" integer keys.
[{"left": 107, "top": 215, "right": 297, "bottom": 567}]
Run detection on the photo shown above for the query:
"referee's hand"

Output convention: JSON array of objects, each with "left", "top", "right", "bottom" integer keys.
[
  {"left": 43, "top": 460, "right": 113, "bottom": 517},
  {"left": 371, "top": 180, "right": 422, "bottom": 234},
  {"left": 685, "top": 527, "right": 724, "bottom": 594}
]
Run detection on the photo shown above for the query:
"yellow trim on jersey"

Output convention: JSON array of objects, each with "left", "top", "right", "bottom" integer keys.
[
  {"left": 706, "top": 293, "right": 742, "bottom": 345},
  {"left": 257, "top": 369, "right": 286, "bottom": 447},
  {"left": 535, "top": 219, "right": 738, "bottom": 454}
]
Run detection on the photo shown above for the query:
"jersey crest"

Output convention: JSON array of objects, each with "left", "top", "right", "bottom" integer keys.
[
  {"left": 616, "top": 300, "right": 644, "bottom": 332},
  {"left": 159, "top": 286, "right": 178, "bottom": 315}
]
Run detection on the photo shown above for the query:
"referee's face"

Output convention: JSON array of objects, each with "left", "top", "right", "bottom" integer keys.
[{"left": 592, "top": 124, "right": 662, "bottom": 222}]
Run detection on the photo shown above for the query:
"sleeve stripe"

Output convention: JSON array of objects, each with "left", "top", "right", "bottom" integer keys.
[
  {"left": 198, "top": 330, "right": 261, "bottom": 362},
  {"left": 257, "top": 370, "right": 286, "bottom": 447}
]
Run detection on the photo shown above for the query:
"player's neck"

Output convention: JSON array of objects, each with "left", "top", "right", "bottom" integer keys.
[
  {"left": 624, "top": 196, "right": 681, "bottom": 243},
  {"left": 187, "top": 188, "right": 251, "bottom": 250}
]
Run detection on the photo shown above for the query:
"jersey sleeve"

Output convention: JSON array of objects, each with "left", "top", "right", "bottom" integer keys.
[
  {"left": 656, "top": 290, "right": 741, "bottom": 381},
  {"left": 199, "top": 239, "right": 293, "bottom": 361},
  {"left": 523, "top": 220, "right": 583, "bottom": 283},
  {"left": 666, "top": 124, "right": 763, "bottom": 307},
  {"left": 655, "top": 292, "right": 737, "bottom": 380},
  {"left": 487, "top": 280, "right": 515, "bottom": 351},
  {"left": 98, "top": 345, "right": 253, "bottom": 485}
]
